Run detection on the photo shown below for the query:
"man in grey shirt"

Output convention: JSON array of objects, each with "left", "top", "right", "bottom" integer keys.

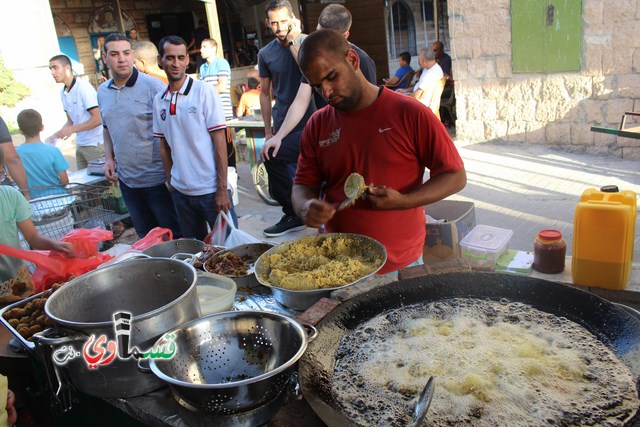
[{"left": 98, "top": 33, "right": 181, "bottom": 238}]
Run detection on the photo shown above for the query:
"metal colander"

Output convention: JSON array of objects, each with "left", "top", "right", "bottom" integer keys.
[{"left": 148, "top": 310, "right": 313, "bottom": 415}]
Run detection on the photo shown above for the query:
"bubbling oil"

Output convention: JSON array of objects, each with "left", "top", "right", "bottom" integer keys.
[{"left": 332, "top": 299, "right": 639, "bottom": 426}]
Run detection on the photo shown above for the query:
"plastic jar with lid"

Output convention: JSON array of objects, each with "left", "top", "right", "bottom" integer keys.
[{"left": 533, "top": 230, "right": 566, "bottom": 274}]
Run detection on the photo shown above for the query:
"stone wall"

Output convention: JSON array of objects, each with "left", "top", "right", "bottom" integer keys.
[{"left": 449, "top": 0, "right": 640, "bottom": 158}]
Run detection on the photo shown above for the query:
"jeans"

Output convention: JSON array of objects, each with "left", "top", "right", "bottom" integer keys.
[
  {"left": 263, "top": 130, "right": 302, "bottom": 217},
  {"left": 170, "top": 189, "right": 238, "bottom": 241},
  {"left": 119, "top": 180, "right": 182, "bottom": 238}
]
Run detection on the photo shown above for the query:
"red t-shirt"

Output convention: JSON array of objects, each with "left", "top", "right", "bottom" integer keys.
[{"left": 295, "top": 88, "right": 464, "bottom": 273}]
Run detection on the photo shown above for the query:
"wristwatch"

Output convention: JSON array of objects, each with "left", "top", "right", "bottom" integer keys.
[{"left": 288, "top": 39, "right": 296, "bottom": 47}]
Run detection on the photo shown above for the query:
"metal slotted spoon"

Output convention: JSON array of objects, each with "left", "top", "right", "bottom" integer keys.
[
  {"left": 338, "top": 173, "right": 368, "bottom": 211},
  {"left": 410, "top": 376, "right": 435, "bottom": 427}
]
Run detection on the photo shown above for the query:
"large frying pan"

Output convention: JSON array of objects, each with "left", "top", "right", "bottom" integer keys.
[{"left": 299, "top": 272, "right": 640, "bottom": 426}]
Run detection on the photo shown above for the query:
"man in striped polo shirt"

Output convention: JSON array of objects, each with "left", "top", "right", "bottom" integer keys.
[{"left": 154, "top": 35, "right": 237, "bottom": 240}]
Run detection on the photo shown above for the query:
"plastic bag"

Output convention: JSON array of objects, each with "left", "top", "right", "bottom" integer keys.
[
  {"left": 205, "top": 211, "right": 260, "bottom": 247},
  {"left": 130, "top": 227, "right": 173, "bottom": 251},
  {"left": 101, "top": 184, "right": 129, "bottom": 214},
  {"left": 61, "top": 227, "right": 114, "bottom": 258}
]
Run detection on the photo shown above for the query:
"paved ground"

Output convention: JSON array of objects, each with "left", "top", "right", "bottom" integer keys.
[{"left": 234, "top": 140, "right": 640, "bottom": 260}]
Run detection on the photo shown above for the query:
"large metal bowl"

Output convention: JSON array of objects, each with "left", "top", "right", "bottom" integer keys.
[
  {"left": 147, "top": 310, "right": 314, "bottom": 415},
  {"left": 204, "top": 243, "right": 274, "bottom": 288},
  {"left": 254, "top": 233, "right": 387, "bottom": 311}
]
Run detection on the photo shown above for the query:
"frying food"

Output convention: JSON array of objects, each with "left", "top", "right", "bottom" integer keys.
[
  {"left": 2, "top": 281, "right": 66, "bottom": 342},
  {"left": 260, "top": 236, "right": 382, "bottom": 290},
  {"left": 333, "top": 298, "right": 640, "bottom": 426},
  {"left": 206, "top": 252, "right": 249, "bottom": 277}
]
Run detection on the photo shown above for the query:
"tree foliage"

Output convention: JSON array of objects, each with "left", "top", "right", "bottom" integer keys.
[{"left": 0, "top": 56, "right": 31, "bottom": 107}]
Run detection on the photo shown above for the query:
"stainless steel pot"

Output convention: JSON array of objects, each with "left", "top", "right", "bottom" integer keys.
[
  {"left": 142, "top": 239, "right": 205, "bottom": 258},
  {"left": 254, "top": 233, "right": 387, "bottom": 310},
  {"left": 39, "top": 258, "right": 200, "bottom": 400},
  {"left": 146, "top": 311, "right": 316, "bottom": 415}
]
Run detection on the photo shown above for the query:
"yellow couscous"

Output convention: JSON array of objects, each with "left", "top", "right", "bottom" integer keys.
[{"left": 259, "top": 236, "right": 383, "bottom": 290}]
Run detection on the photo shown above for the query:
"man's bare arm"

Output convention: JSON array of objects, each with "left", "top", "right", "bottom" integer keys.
[
  {"left": 0, "top": 143, "right": 30, "bottom": 200},
  {"left": 260, "top": 76, "right": 274, "bottom": 139}
]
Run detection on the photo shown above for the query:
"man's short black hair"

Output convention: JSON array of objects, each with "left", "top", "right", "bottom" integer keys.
[
  {"left": 318, "top": 4, "right": 352, "bottom": 33},
  {"left": 49, "top": 54, "right": 72, "bottom": 70},
  {"left": 104, "top": 33, "right": 131, "bottom": 53},
  {"left": 158, "top": 35, "right": 188, "bottom": 57},
  {"left": 299, "top": 29, "right": 350, "bottom": 75},
  {"left": 247, "top": 77, "right": 259, "bottom": 89},
  {"left": 399, "top": 51, "right": 411, "bottom": 63},
  {"left": 265, "top": 0, "right": 293, "bottom": 16},
  {"left": 17, "top": 109, "right": 43, "bottom": 138}
]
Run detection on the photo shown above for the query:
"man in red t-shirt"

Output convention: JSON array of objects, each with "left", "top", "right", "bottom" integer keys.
[{"left": 292, "top": 30, "right": 466, "bottom": 274}]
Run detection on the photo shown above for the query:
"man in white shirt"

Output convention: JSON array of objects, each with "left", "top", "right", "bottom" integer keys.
[
  {"left": 399, "top": 48, "right": 444, "bottom": 117},
  {"left": 153, "top": 35, "right": 237, "bottom": 240},
  {"left": 49, "top": 54, "right": 104, "bottom": 169}
]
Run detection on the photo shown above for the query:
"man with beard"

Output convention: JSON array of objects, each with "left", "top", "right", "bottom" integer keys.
[
  {"left": 153, "top": 36, "right": 237, "bottom": 240},
  {"left": 98, "top": 33, "right": 181, "bottom": 238},
  {"left": 258, "top": 0, "right": 315, "bottom": 237},
  {"left": 292, "top": 30, "right": 467, "bottom": 274}
]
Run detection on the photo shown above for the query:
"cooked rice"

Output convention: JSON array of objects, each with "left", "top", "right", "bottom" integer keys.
[{"left": 261, "top": 236, "right": 382, "bottom": 290}]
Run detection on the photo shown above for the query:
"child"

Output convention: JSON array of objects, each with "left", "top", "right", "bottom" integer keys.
[
  {"left": 0, "top": 149, "right": 74, "bottom": 282},
  {"left": 15, "top": 109, "right": 69, "bottom": 198},
  {"left": 236, "top": 77, "right": 261, "bottom": 118}
]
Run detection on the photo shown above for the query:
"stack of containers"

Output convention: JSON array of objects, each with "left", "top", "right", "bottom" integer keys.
[
  {"left": 572, "top": 186, "right": 637, "bottom": 290},
  {"left": 460, "top": 225, "right": 514, "bottom": 271}
]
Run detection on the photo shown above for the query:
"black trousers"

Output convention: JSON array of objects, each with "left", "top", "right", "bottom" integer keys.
[{"left": 263, "top": 130, "right": 302, "bottom": 217}]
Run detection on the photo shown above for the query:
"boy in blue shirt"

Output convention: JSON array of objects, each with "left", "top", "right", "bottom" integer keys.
[
  {"left": 0, "top": 149, "right": 74, "bottom": 281},
  {"left": 15, "top": 109, "right": 69, "bottom": 198}
]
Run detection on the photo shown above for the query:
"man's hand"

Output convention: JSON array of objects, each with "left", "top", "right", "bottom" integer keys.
[
  {"left": 215, "top": 190, "right": 231, "bottom": 213},
  {"left": 6, "top": 388, "right": 17, "bottom": 425},
  {"left": 55, "top": 126, "right": 75, "bottom": 140},
  {"left": 260, "top": 135, "right": 283, "bottom": 161},
  {"left": 53, "top": 242, "right": 75, "bottom": 257},
  {"left": 103, "top": 159, "right": 118, "bottom": 183},
  {"left": 366, "top": 185, "right": 406, "bottom": 210},
  {"left": 285, "top": 18, "right": 302, "bottom": 44},
  {"left": 301, "top": 199, "right": 336, "bottom": 228}
]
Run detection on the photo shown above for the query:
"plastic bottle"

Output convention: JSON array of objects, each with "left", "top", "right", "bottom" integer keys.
[
  {"left": 572, "top": 186, "right": 636, "bottom": 290},
  {"left": 533, "top": 230, "right": 566, "bottom": 274}
]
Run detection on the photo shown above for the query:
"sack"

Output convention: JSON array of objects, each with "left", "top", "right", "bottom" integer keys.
[
  {"left": 204, "top": 211, "right": 260, "bottom": 247},
  {"left": 101, "top": 184, "right": 128, "bottom": 214},
  {"left": 130, "top": 227, "right": 173, "bottom": 251}
]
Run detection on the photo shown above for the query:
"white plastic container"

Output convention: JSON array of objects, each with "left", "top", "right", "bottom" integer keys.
[
  {"left": 460, "top": 225, "right": 514, "bottom": 271},
  {"left": 196, "top": 272, "right": 237, "bottom": 315}
]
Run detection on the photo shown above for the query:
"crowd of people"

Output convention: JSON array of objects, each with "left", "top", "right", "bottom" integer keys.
[
  {"left": 0, "top": 0, "right": 463, "bottom": 285},
  {"left": 0, "top": 2, "right": 463, "bottom": 418}
]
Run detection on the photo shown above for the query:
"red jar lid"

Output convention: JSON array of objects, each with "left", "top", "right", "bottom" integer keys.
[{"left": 537, "top": 229, "right": 562, "bottom": 242}]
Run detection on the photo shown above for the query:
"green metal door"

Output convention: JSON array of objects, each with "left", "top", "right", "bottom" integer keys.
[{"left": 512, "top": 0, "right": 582, "bottom": 73}]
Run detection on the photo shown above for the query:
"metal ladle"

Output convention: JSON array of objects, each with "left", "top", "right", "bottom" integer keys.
[{"left": 410, "top": 376, "right": 435, "bottom": 427}]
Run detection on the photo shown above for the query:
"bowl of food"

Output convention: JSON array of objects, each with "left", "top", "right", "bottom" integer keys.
[
  {"left": 196, "top": 271, "right": 237, "bottom": 315},
  {"left": 204, "top": 243, "right": 274, "bottom": 289},
  {"left": 254, "top": 233, "right": 387, "bottom": 311}
]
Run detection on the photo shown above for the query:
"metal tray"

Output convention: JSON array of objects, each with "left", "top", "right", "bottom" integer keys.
[{"left": 0, "top": 292, "right": 45, "bottom": 351}]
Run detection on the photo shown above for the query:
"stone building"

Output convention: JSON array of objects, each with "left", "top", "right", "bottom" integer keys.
[{"left": 447, "top": 0, "right": 640, "bottom": 158}]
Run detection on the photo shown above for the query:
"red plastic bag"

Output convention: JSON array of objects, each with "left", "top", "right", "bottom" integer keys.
[
  {"left": 130, "top": 227, "right": 173, "bottom": 251},
  {"left": 61, "top": 227, "right": 114, "bottom": 258},
  {"left": 31, "top": 254, "right": 112, "bottom": 293}
]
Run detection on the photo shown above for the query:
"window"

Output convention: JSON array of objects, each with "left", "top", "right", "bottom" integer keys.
[
  {"left": 512, "top": 0, "right": 582, "bottom": 73},
  {"left": 388, "top": 1, "right": 417, "bottom": 57}
]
